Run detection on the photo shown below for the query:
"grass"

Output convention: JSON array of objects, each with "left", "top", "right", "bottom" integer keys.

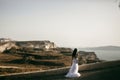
[
  {"left": 0, "top": 51, "right": 72, "bottom": 75},
  {"left": 61, "top": 52, "right": 72, "bottom": 56}
]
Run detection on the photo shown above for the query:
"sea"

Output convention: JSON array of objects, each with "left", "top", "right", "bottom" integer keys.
[{"left": 79, "top": 49, "right": 120, "bottom": 61}]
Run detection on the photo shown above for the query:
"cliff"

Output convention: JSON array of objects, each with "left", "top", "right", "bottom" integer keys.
[
  {"left": 54, "top": 47, "right": 72, "bottom": 53},
  {"left": 0, "top": 38, "right": 18, "bottom": 53},
  {"left": 78, "top": 51, "right": 100, "bottom": 64},
  {"left": 15, "top": 41, "right": 56, "bottom": 50},
  {"left": 0, "top": 38, "right": 57, "bottom": 53}
]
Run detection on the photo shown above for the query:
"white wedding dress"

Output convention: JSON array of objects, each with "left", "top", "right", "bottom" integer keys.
[{"left": 65, "top": 58, "right": 81, "bottom": 78}]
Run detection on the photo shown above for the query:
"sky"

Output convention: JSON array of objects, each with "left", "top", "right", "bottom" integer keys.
[{"left": 0, "top": 0, "right": 120, "bottom": 47}]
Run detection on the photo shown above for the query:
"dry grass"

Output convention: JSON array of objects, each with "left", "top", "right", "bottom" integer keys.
[{"left": 0, "top": 52, "right": 72, "bottom": 75}]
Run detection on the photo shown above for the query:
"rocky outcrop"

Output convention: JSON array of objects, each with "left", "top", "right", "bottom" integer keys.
[
  {"left": 0, "top": 38, "right": 18, "bottom": 53},
  {"left": 0, "top": 38, "right": 11, "bottom": 43},
  {"left": 0, "top": 42, "right": 18, "bottom": 53},
  {"left": 16, "top": 41, "right": 56, "bottom": 50},
  {"left": 78, "top": 51, "right": 100, "bottom": 64},
  {"left": 54, "top": 47, "right": 72, "bottom": 53},
  {"left": 0, "top": 38, "right": 57, "bottom": 53}
]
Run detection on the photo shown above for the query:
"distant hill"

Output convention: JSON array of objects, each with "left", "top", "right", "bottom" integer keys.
[{"left": 79, "top": 46, "right": 120, "bottom": 50}]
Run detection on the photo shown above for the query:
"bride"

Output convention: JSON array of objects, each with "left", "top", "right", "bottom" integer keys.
[{"left": 65, "top": 48, "right": 81, "bottom": 78}]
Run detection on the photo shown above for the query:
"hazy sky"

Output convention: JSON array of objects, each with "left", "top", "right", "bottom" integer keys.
[{"left": 0, "top": 0, "right": 120, "bottom": 47}]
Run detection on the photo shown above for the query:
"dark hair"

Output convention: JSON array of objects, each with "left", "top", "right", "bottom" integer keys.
[{"left": 72, "top": 48, "right": 78, "bottom": 59}]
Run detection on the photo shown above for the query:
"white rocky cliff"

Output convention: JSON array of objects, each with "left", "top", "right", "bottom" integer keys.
[{"left": 0, "top": 38, "right": 17, "bottom": 53}]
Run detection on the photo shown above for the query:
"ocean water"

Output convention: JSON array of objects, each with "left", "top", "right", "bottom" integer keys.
[{"left": 79, "top": 49, "right": 120, "bottom": 61}]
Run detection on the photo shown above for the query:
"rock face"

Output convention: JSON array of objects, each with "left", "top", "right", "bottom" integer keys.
[
  {"left": 16, "top": 41, "right": 56, "bottom": 50},
  {"left": 0, "top": 38, "right": 11, "bottom": 43},
  {"left": 78, "top": 51, "right": 100, "bottom": 64},
  {"left": 0, "top": 38, "right": 18, "bottom": 53},
  {"left": 54, "top": 47, "right": 72, "bottom": 53},
  {"left": 0, "top": 38, "right": 57, "bottom": 53}
]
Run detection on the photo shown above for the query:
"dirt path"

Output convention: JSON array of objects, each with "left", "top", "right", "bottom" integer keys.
[
  {"left": 0, "top": 64, "right": 120, "bottom": 80},
  {"left": 36, "top": 66, "right": 120, "bottom": 80},
  {"left": 1, "top": 60, "right": 120, "bottom": 80}
]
